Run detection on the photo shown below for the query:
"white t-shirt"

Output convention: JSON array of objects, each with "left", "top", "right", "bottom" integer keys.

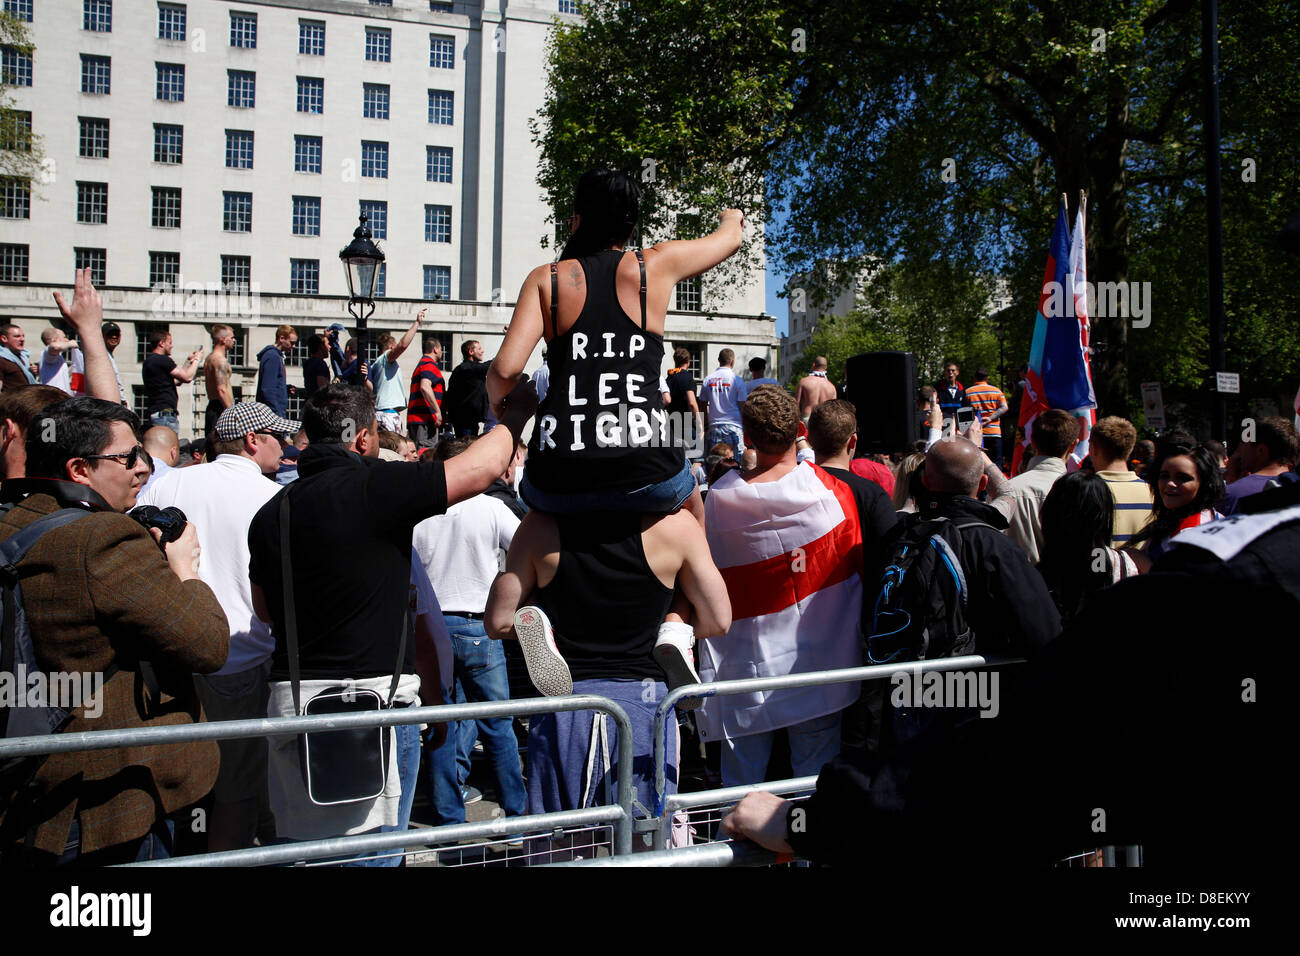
[
  {"left": 702, "top": 366, "right": 747, "bottom": 426},
  {"left": 410, "top": 550, "right": 453, "bottom": 698},
  {"left": 137, "top": 454, "right": 281, "bottom": 674},
  {"left": 39, "top": 345, "right": 81, "bottom": 396},
  {"left": 412, "top": 493, "right": 519, "bottom": 613}
]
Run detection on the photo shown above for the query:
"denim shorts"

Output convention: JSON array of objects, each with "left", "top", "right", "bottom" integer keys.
[{"left": 519, "top": 459, "right": 695, "bottom": 515}]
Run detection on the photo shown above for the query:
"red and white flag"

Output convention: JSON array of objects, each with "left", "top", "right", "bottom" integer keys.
[{"left": 698, "top": 461, "right": 864, "bottom": 743}]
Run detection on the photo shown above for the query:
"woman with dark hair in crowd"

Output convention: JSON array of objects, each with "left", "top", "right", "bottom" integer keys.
[
  {"left": 1038, "top": 471, "right": 1140, "bottom": 625},
  {"left": 487, "top": 169, "right": 743, "bottom": 519},
  {"left": 1128, "top": 433, "right": 1224, "bottom": 566}
]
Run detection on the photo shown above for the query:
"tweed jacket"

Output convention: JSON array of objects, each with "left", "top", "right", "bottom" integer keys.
[{"left": 0, "top": 487, "right": 230, "bottom": 859}]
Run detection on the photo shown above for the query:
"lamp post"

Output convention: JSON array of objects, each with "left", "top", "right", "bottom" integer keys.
[{"left": 338, "top": 213, "right": 385, "bottom": 387}]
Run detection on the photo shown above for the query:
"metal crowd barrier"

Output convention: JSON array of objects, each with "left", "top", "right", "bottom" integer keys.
[{"left": 0, "top": 695, "right": 639, "bottom": 866}]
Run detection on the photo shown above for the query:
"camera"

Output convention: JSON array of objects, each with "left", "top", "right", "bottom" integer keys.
[{"left": 128, "top": 505, "right": 188, "bottom": 548}]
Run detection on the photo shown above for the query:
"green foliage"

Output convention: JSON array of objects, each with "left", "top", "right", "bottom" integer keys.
[
  {"left": 0, "top": 10, "right": 43, "bottom": 182},
  {"left": 540, "top": 0, "right": 1300, "bottom": 425}
]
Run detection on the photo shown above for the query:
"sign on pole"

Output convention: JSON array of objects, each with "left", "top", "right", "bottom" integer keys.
[
  {"left": 1141, "top": 382, "right": 1166, "bottom": 429},
  {"left": 1215, "top": 372, "right": 1240, "bottom": 394}
]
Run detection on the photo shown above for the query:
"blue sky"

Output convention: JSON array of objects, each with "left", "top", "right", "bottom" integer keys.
[{"left": 763, "top": 202, "right": 791, "bottom": 337}]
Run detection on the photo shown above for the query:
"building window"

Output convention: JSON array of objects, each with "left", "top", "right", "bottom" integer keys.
[
  {"left": 158, "top": 3, "right": 186, "bottom": 41},
  {"left": 299, "top": 20, "right": 325, "bottom": 56},
  {"left": 227, "top": 70, "right": 255, "bottom": 108},
  {"left": 154, "top": 123, "right": 183, "bottom": 164},
  {"left": 426, "top": 145, "right": 453, "bottom": 183},
  {"left": 0, "top": 110, "right": 31, "bottom": 153},
  {"left": 361, "top": 141, "right": 388, "bottom": 178},
  {"left": 365, "top": 27, "right": 391, "bottom": 62},
  {"left": 79, "top": 54, "right": 110, "bottom": 94},
  {"left": 423, "top": 265, "right": 451, "bottom": 301},
  {"left": 294, "top": 135, "right": 322, "bottom": 174},
  {"left": 297, "top": 76, "right": 324, "bottom": 114},
  {"left": 149, "top": 251, "right": 180, "bottom": 289},
  {"left": 223, "top": 191, "right": 252, "bottom": 233},
  {"left": 0, "top": 178, "right": 30, "bottom": 219},
  {"left": 225, "top": 129, "right": 253, "bottom": 169},
  {"left": 156, "top": 63, "right": 184, "bottom": 102},
  {"left": 362, "top": 83, "right": 389, "bottom": 120},
  {"left": 424, "top": 204, "right": 451, "bottom": 243},
  {"left": 83, "top": 0, "right": 112, "bottom": 32},
  {"left": 4, "top": 1, "right": 33, "bottom": 23},
  {"left": 428, "top": 89, "right": 453, "bottom": 125},
  {"left": 430, "top": 1, "right": 454, "bottom": 12},
  {"left": 151, "top": 186, "right": 182, "bottom": 229},
  {"left": 230, "top": 11, "right": 257, "bottom": 49},
  {"left": 76, "top": 181, "right": 108, "bottom": 224},
  {"left": 74, "top": 248, "right": 107, "bottom": 285},
  {"left": 79, "top": 117, "right": 110, "bottom": 158},
  {"left": 559, "top": 0, "right": 578, "bottom": 13},
  {"left": 429, "top": 34, "right": 454, "bottom": 69},
  {"left": 290, "top": 259, "right": 319, "bottom": 295},
  {"left": 677, "top": 342, "right": 704, "bottom": 379},
  {"left": 355, "top": 200, "right": 387, "bottom": 241},
  {"left": 369, "top": 0, "right": 393, "bottom": 6},
  {"left": 374, "top": 262, "right": 386, "bottom": 298},
  {"left": 292, "top": 196, "right": 320, "bottom": 236},
  {"left": 221, "top": 255, "right": 251, "bottom": 291},
  {"left": 1, "top": 46, "right": 30, "bottom": 87},
  {"left": 675, "top": 277, "right": 702, "bottom": 312},
  {"left": 0, "top": 244, "right": 28, "bottom": 282}
]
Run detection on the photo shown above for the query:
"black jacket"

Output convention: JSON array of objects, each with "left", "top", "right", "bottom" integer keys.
[
  {"left": 786, "top": 495, "right": 1287, "bottom": 869},
  {"left": 444, "top": 359, "right": 489, "bottom": 431}
]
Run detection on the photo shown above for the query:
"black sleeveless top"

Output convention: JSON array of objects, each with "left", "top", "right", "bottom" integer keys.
[
  {"left": 535, "top": 513, "right": 675, "bottom": 682},
  {"left": 524, "top": 249, "right": 683, "bottom": 494}
]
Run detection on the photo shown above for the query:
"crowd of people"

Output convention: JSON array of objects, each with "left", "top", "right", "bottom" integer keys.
[{"left": 1, "top": 172, "right": 1294, "bottom": 869}]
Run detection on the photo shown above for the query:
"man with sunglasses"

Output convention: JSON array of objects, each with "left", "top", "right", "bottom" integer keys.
[
  {"left": 0, "top": 397, "right": 229, "bottom": 865},
  {"left": 138, "top": 401, "right": 297, "bottom": 851}
]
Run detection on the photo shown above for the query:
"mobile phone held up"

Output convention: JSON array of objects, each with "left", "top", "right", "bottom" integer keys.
[{"left": 956, "top": 407, "right": 976, "bottom": 435}]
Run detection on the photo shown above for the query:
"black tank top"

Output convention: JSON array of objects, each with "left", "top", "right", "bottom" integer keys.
[
  {"left": 535, "top": 513, "right": 674, "bottom": 682},
  {"left": 524, "top": 249, "right": 682, "bottom": 494}
]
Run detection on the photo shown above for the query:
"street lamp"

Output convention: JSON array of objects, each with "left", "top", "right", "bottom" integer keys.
[{"left": 338, "top": 213, "right": 385, "bottom": 330}]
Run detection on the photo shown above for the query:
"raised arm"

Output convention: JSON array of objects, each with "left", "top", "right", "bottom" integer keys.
[
  {"left": 443, "top": 375, "right": 537, "bottom": 505},
  {"left": 487, "top": 265, "right": 547, "bottom": 416},
  {"left": 52, "top": 269, "right": 120, "bottom": 403},
  {"left": 172, "top": 348, "right": 204, "bottom": 384},
  {"left": 388, "top": 308, "right": 426, "bottom": 363},
  {"left": 643, "top": 209, "right": 744, "bottom": 286}
]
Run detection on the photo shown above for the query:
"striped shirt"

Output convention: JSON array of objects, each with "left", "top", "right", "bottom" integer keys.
[
  {"left": 964, "top": 381, "right": 1006, "bottom": 437},
  {"left": 1097, "top": 468, "right": 1154, "bottom": 548}
]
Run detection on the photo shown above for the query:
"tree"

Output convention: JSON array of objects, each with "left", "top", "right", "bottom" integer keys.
[
  {"left": 538, "top": 0, "right": 1300, "bottom": 426},
  {"left": 0, "top": 9, "right": 44, "bottom": 184}
]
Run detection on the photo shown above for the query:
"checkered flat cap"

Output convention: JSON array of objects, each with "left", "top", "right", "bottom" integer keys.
[{"left": 215, "top": 402, "right": 301, "bottom": 441}]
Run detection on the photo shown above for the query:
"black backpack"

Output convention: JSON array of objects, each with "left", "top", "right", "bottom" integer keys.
[
  {"left": 867, "top": 514, "right": 993, "bottom": 665},
  {"left": 0, "top": 508, "right": 93, "bottom": 802}
]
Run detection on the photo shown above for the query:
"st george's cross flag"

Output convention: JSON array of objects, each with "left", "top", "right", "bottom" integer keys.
[{"left": 698, "top": 461, "right": 864, "bottom": 744}]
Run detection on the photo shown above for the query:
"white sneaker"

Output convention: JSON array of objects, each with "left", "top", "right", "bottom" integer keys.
[
  {"left": 653, "top": 622, "right": 702, "bottom": 710},
  {"left": 513, "top": 606, "right": 572, "bottom": 697}
]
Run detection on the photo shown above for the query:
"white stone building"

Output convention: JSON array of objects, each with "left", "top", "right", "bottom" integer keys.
[{"left": 0, "top": 0, "right": 775, "bottom": 438}]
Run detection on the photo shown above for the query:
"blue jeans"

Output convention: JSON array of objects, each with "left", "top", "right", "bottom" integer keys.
[
  {"left": 706, "top": 422, "right": 745, "bottom": 455},
  {"left": 721, "top": 711, "right": 843, "bottom": 787},
  {"left": 425, "top": 617, "right": 527, "bottom": 825},
  {"left": 341, "top": 718, "right": 421, "bottom": 868},
  {"left": 57, "top": 815, "right": 175, "bottom": 866},
  {"left": 520, "top": 459, "right": 695, "bottom": 514},
  {"left": 150, "top": 410, "right": 180, "bottom": 434}
]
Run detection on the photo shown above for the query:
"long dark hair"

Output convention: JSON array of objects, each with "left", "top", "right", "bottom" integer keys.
[
  {"left": 558, "top": 169, "right": 641, "bottom": 261},
  {"left": 1129, "top": 434, "right": 1224, "bottom": 548},
  {"left": 1037, "top": 471, "right": 1115, "bottom": 623}
]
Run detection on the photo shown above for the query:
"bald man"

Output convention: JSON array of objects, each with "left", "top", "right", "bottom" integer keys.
[
  {"left": 910, "top": 434, "right": 1060, "bottom": 658},
  {"left": 140, "top": 425, "right": 181, "bottom": 497},
  {"left": 796, "top": 356, "right": 838, "bottom": 421}
]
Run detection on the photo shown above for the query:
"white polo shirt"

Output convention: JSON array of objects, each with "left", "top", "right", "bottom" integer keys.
[
  {"left": 138, "top": 454, "right": 281, "bottom": 675},
  {"left": 702, "top": 366, "right": 747, "bottom": 426},
  {"left": 412, "top": 493, "right": 519, "bottom": 614}
]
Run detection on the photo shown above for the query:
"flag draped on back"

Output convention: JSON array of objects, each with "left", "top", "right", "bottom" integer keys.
[
  {"left": 1013, "top": 195, "right": 1097, "bottom": 474},
  {"left": 698, "top": 461, "right": 863, "bottom": 743}
]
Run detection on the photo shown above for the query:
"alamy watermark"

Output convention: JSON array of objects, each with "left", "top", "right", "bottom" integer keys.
[
  {"left": 889, "top": 666, "right": 1000, "bottom": 719},
  {"left": 0, "top": 667, "right": 104, "bottom": 718},
  {"left": 151, "top": 275, "right": 262, "bottom": 324},
  {"left": 1041, "top": 274, "right": 1151, "bottom": 328}
]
